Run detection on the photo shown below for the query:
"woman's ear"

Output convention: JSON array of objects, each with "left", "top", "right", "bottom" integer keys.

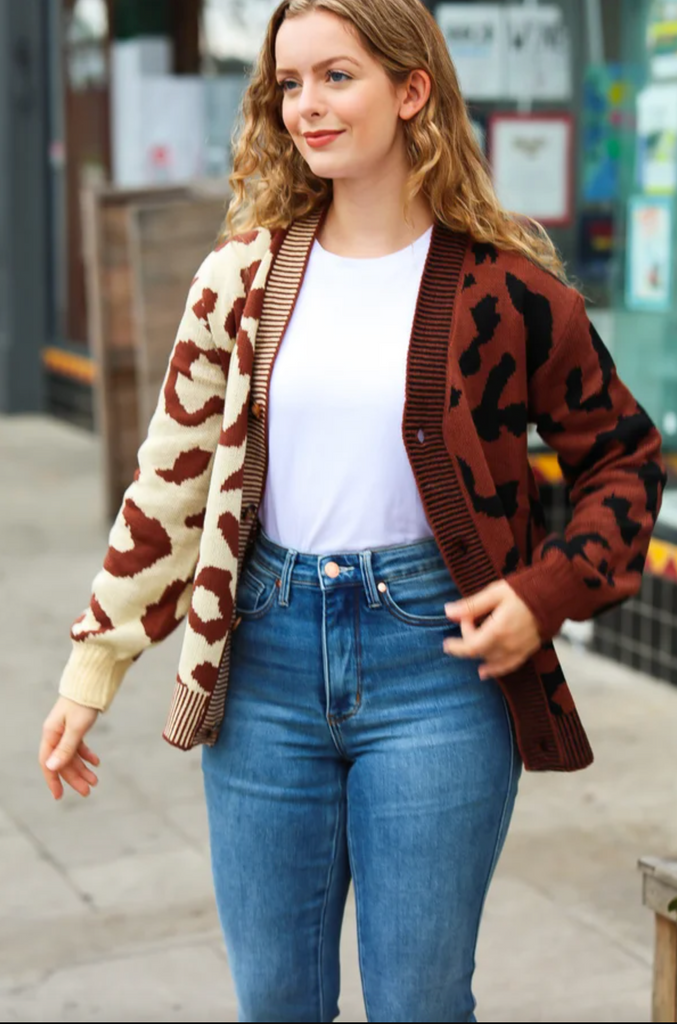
[{"left": 398, "top": 69, "right": 432, "bottom": 122}]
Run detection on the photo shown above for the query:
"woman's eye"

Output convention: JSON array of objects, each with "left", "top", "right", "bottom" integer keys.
[{"left": 278, "top": 71, "right": 351, "bottom": 92}]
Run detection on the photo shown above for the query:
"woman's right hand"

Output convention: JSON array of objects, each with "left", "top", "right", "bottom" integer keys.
[{"left": 39, "top": 696, "right": 101, "bottom": 800}]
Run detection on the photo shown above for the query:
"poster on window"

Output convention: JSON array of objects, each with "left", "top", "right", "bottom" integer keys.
[
  {"left": 435, "top": 3, "right": 504, "bottom": 100},
  {"left": 626, "top": 196, "right": 674, "bottom": 311},
  {"left": 505, "top": 5, "right": 571, "bottom": 101},
  {"left": 636, "top": 83, "right": 677, "bottom": 194},
  {"left": 489, "top": 113, "right": 573, "bottom": 226},
  {"left": 647, "top": 0, "right": 677, "bottom": 81}
]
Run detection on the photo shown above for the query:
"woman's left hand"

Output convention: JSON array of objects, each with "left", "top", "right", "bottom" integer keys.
[{"left": 443, "top": 580, "right": 543, "bottom": 679}]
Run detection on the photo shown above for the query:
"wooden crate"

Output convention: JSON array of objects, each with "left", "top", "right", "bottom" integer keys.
[
  {"left": 81, "top": 182, "right": 228, "bottom": 520},
  {"left": 129, "top": 197, "right": 227, "bottom": 433},
  {"left": 639, "top": 857, "right": 677, "bottom": 1022}
]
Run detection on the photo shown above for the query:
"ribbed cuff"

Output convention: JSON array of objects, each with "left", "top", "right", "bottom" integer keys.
[
  {"left": 58, "top": 643, "right": 133, "bottom": 712},
  {"left": 505, "top": 550, "right": 580, "bottom": 643}
]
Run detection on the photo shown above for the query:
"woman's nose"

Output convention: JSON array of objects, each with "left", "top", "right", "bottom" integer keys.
[{"left": 297, "top": 83, "right": 326, "bottom": 121}]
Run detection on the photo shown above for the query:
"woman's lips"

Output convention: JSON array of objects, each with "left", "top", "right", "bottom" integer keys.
[{"left": 304, "top": 131, "right": 345, "bottom": 148}]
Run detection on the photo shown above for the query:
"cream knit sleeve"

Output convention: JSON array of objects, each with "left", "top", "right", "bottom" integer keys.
[{"left": 58, "top": 243, "right": 243, "bottom": 712}]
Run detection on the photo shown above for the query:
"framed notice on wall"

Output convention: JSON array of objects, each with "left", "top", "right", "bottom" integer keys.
[
  {"left": 626, "top": 196, "right": 674, "bottom": 312},
  {"left": 488, "top": 113, "right": 574, "bottom": 226}
]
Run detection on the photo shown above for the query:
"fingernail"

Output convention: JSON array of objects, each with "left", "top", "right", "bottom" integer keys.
[{"left": 46, "top": 756, "right": 59, "bottom": 771}]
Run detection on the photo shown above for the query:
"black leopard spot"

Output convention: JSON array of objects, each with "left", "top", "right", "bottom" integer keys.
[
  {"left": 457, "top": 456, "right": 517, "bottom": 519},
  {"left": 627, "top": 551, "right": 646, "bottom": 574},
  {"left": 502, "top": 545, "right": 521, "bottom": 574},
  {"left": 460, "top": 295, "right": 501, "bottom": 376},
  {"left": 542, "top": 531, "right": 611, "bottom": 566},
  {"left": 449, "top": 385, "right": 462, "bottom": 410},
  {"left": 506, "top": 273, "right": 555, "bottom": 379},
  {"left": 473, "top": 242, "right": 498, "bottom": 265},
  {"left": 541, "top": 664, "right": 567, "bottom": 716},
  {"left": 602, "top": 494, "right": 642, "bottom": 547},
  {"left": 566, "top": 409, "right": 656, "bottom": 483},
  {"left": 472, "top": 352, "right": 527, "bottom": 441}
]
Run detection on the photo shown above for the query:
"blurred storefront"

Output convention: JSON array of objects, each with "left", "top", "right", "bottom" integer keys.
[{"left": 1, "top": 0, "right": 676, "bottom": 677}]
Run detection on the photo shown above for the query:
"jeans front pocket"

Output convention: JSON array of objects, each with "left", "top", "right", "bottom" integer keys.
[
  {"left": 377, "top": 562, "right": 462, "bottom": 629},
  {"left": 235, "top": 560, "right": 279, "bottom": 620}
]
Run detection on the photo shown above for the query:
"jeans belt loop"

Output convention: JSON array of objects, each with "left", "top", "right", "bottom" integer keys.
[
  {"left": 279, "top": 548, "right": 298, "bottom": 607},
  {"left": 359, "top": 550, "right": 382, "bottom": 609}
]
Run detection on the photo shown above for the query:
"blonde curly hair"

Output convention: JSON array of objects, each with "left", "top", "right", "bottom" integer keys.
[{"left": 223, "top": 0, "right": 568, "bottom": 282}]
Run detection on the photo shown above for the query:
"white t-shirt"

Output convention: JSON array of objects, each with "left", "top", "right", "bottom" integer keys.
[{"left": 259, "top": 226, "right": 435, "bottom": 555}]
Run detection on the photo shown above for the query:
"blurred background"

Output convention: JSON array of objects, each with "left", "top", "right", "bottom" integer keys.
[{"left": 1, "top": 2, "right": 677, "bottom": 1021}]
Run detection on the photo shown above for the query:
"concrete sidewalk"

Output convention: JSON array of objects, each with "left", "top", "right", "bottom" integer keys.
[{"left": 1, "top": 414, "right": 676, "bottom": 1023}]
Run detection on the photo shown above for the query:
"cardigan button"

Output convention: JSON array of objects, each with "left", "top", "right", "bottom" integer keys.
[
  {"left": 243, "top": 503, "right": 257, "bottom": 520},
  {"left": 251, "top": 401, "right": 263, "bottom": 420},
  {"left": 232, "top": 616, "right": 242, "bottom": 631},
  {"left": 453, "top": 537, "right": 468, "bottom": 556}
]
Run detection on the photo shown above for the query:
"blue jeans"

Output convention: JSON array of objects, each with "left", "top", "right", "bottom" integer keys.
[{"left": 202, "top": 526, "right": 522, "bottom": 1023}]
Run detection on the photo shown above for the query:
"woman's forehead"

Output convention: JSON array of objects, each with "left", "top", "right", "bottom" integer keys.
[{"left": 275, "top": 9, "right": 364, "bottom": 66}]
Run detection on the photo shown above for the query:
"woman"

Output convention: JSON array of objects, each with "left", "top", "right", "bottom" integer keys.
[{"left": 40, "top": 0, "right": 667, "bottom": 1020}]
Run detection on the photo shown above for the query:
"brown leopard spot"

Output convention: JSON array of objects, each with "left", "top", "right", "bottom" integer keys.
[
  {"left": 71, "top": 596, "right": 114, "bottom": 641},
  {"left": 104, "top": 499, "right": 172, "bottom": 578},
  {"left": 156, "top": 448, "right": 212, "bottom": 485},
  {"left": 164, "top": 340, "right": 224, "bottom": 427},
  {"left": 186, "top": 510, "right": 206, "bottom": 530},
  {"left": 188, "top": 566, "right": 233, "bottom": 643},
  {"left": 192, "top": 661, "right": 219, "bottom": 694},
  {"left": 217, "top": 510, "right": 239, "bottom": 558},
  {"left": 221, "top": 465, "right": 245, "bottom": 493},
  {"left": 192, "top": 288, "right": 218, "bottom": 333},
  {"left": 142, "top": 579, "right": 189, "bottom": 641},
  {"left": 220, "top": 401, "right": 249, "bottom": 450},
  {"left": 225, "top": 295, "right": 246, "bottom": 340}
]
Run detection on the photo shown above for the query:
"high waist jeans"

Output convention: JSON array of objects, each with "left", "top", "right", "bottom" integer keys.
[{"left": 202, "top": 525, "right": 522, "bottom": 1023}]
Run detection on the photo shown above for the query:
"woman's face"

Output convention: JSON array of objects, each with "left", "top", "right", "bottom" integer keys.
[{"left": 275, "top": 9, "right": 424, "bottom": 182}]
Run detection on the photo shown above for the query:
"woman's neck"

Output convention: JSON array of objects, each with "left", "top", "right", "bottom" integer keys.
[{"left": 317, "top": 186, "right": 436, "bottom": 259}]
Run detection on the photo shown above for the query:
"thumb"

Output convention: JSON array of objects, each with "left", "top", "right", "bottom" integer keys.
[{"left": 46, "top": 727, "right": 82, "bottom": 772}]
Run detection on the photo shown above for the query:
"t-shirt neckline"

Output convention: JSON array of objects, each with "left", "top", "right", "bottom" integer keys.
[{"left": 313, "top": 225, "right": 433, "bottom": 267}]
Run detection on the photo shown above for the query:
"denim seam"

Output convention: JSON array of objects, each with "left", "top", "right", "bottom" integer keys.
[
  {"left": 236, "top": 582, "right": 278, "bottom": 621},
  {"left": 327, "top": 589, "right": 363, "bottom": 726},
  {"left": 379, "top": 588, "right": 452, "bottom": 628},
  {"left": 346, "top": 807, "right": 373, "bottom": 1024},
  {"left": 317, "top": 775, "right": 346, "bottom": 1024}
]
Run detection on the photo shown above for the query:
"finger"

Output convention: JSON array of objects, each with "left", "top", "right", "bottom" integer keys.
[
  {"left": 71, "top": 754, "right": 99, "bottom": 787},
  {"left": 39, "top": 728, "right": 66, "bottom": 800},
  {"left": 444, "top": 614, "right": 502, "bottom": 659},
  {"left": 445, "top": 582, "right": 504, "bottom": 621},
  {"left": 40, "top": 762, "right": 65, "bottom": 800},
  {"left": 59, "top": 763, "right": 92, "bottom": 798},
  {"left": 478, "top": 659, "right": 519, "bottom": 679},
  {"left": 77, "top": 741, "right": 100, "bottom": 767}
]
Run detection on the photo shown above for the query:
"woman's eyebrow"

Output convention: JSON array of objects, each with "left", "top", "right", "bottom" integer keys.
[{"left": 275, "top": 55, "right": 362, "bottom": 76}]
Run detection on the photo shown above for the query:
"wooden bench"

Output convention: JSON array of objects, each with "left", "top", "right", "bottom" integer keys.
[{"left": 639, "top": 857, "right": 677, "bottom": 1022}]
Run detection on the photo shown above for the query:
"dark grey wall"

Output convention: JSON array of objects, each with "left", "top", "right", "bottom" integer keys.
[{"left": 0, "top": 0, "right": 50, "bottom": 413}]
